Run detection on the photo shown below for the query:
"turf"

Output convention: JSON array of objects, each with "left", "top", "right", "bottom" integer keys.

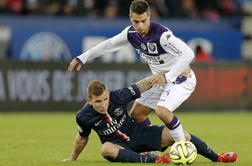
[{"left": 0, "top": 111, "right": 251, "bottom": 166}]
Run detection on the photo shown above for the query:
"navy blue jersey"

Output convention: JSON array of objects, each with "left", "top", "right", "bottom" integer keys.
[{"left": 76, "top": 84, "right": 141, "bottom": 144}]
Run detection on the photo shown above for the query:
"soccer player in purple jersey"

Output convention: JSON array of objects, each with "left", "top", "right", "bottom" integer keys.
[
  {"left": 68, "top": 0, "right": 193, "bottom": 143},
  {"left": 67, "top": 0, "right": 237, "bottom": 162},
  {"left": 63, "top": 74, "right": 237, "bottom": 163}
]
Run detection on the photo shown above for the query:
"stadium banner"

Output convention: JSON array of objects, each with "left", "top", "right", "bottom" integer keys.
[
  {"left": 0, "top": 17, "right": 242, "bottom": 61},
  {"left": 0, "top": 61, "right": 251, "bottom": 111},
  {"left": 0, "top": 60, "right": 150, "bottom": 111}
]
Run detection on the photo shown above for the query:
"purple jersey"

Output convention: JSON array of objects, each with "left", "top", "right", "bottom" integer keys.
[
  {"left": 77, "top": 22, "right": 194, "bottom": 83},
  {"left": 127, "top": 23, "right": 167, "bottom": 61}
]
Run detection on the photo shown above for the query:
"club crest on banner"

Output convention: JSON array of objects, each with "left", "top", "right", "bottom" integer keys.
[{"left": 20, "top": 32, "right": 72, "bottom": 61}]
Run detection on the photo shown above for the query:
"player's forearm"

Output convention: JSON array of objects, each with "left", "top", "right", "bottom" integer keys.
[
  {"left": 165, "top": 50, "right": 194, "bottom": 83},
  {"left": 135, "top": 76, "right": 153, "bottom": 94},
  {"left": 77, "top": 40, "right": 112, "bottom": 65},
  {"left": 70, "top": 135, "right": 89, "bottom": 161},
  {"left": 161, "top": 34, "right": 195, "bottom": 82},
  {"left": 77, "top": 30, "right": 128, "bottom": 64}
]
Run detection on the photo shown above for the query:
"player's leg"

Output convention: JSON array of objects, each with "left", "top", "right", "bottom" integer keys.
[
  {"left": 160, "top": 128, "right": 237, "bottom": 163},
  {"left": 129, "top": 89, "right": 163, "bottom": 157},
  {"left": 183, "top": 131, "right": 219, "bottom": 161},
  {"left": 101, "top": 142, "right": 168, "bottom": 163},
  {"left": 123, "top": 125, "right": 172, "bottom": 163},
  {"left": 129, "top": 101, "right": 152, "bottom": 125},
  {"left": 160, "top": 127, "right": 174, "bottom": 147},
  {"left": 101, "top": 142, "right": 123, "bottom": 161},
  {"left": 156, "top": 73, "right": 196, "bottom": 142},
  {"left": 160, "top": 127, "right": 213, "bottom": 161},
  {"left": 130, "top": 86, "right": 162, "bottom": 126},
  {"left": 155, "top": 106, "right": 185, "bottom": 141},
  {"left": 183, "top": 131, "right": 238, "bottom": 162},
  {"left": 161, "top": 127, "right": 218, "bottom": 160}
]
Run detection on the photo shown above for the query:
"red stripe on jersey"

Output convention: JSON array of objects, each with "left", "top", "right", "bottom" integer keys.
[
  {"left": 116, "top": 130, "right": 130, "bottom": 142},
  {"left": 105, "top": 113, "right": 130, "bottom": 141},
  {"left": 104, "top": 113, "right": 112, "bottom": 122}
]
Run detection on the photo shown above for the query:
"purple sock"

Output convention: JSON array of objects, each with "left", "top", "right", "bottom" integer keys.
[
  {"left": 165, "top": 115, "right": 180, "bottom": 130},
  {"left": 141, "top": 118, "right": 151, "bottom": 126}
]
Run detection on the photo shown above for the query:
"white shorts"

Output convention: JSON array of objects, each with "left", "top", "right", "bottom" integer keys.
[{"left": 136, "top": 71, "right": 196, "bottom": 112}]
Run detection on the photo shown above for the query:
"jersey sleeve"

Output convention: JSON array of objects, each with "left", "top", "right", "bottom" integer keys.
[
  {"left": 112, "top": 84, "right": 141, "bottom": 104},
  {"left": 160, "top": 31, "right": 195, "bottom": 83},
  {"left": 76, "top": 26, "right": 130, "bottom": 65},
  {"left": 76, "top": 116, "right": 92, "bottom": 137}
]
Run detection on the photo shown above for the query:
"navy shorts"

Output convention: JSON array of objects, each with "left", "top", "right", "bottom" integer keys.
[{"left": 112, "top": 125, "right": 166, "bottom": 153}]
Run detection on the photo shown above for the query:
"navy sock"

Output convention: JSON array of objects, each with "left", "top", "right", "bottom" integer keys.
[
  {"left": 190, "top": 134, "right": 218, "bottom": 162},
  {"left": 140, "top": 118, "right": 151, "bottom": 126},
  {"left": 115, "top": 148, "right": 156, "bottom": 163}
]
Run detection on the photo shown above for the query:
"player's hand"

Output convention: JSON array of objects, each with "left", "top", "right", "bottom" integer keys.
[
  {"left": 68, "top": 58, "right": 82, "bottom": 71},
  {"left": 149, "top": 73, "right": 166, "bottom": 87}
]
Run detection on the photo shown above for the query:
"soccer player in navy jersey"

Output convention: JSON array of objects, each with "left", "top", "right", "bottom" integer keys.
[
  {"left": 63, "top": 74, "right": 237, "bottom": 163},
  {"left": 64, "top": 75, "right": 172, "bottom": 163},
  {"left": 67, "top": 0, "right": 237, "bottom": 162}
]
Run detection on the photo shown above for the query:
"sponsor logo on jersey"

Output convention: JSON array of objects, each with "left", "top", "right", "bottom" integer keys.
[
  {"left": 136, "top": 49, "right": 163, "bottom": 65},
  {"left": 114, "top": 108, "right": 123, "bottom": 116},
  {"left": 98, "top": 114, "right": 126, "bottom": 135},
  {"left": 20, "top": 32, "right": 72, "bottom": 61},
  {"left": 94, "top": 119, "right": 103, "bottom": 126},
  {"left": 141, "top": 43, "right": 147, "bottom": 50},
  {"left": 128, "top": 30, "right": 137, "bottom": 33},
  {"left": 166, "top": 34, "right": 171, "bottom": 40},
  {"left": 147, "top": 43, "right": 158, "bottom": 54},
  {"left": 128, "top": 86, "right": 136, "bottom": 95}
]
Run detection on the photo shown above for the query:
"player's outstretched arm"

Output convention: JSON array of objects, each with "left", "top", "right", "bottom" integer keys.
[
  {"left": 68, "top": 27, "right": 129, "bottom": 72},
  {"left": 68, "top": 58, "right": 82, "bottom": 71},
  {"left": 63, "top": 134, "right": 89, "bottom": 161},
  {"left": 135, "top": 74, "right": 157, "bottom": 94}
]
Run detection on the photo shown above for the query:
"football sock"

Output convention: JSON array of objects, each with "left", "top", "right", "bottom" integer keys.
[
  {"left": 166, "top": 115, "right": 185, "bottom": 142},
  {"left": 190, "top": 134, "right": 218, "bottom": 161},
  {"left": 115, "top": 148, "right": 156, "bottom": 163},
  {"left": 141, "top": 117, "right": 151, "bottom": 126}
]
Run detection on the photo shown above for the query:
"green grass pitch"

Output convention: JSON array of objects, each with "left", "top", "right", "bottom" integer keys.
[{"left": 0, "top": 111, "right": 251, "bottom": 166}]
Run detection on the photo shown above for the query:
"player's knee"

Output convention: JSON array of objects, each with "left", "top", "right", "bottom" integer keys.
[
  {"left": 129, "top": 105, "right": 150, "bottom": 123},
  {"left": 130, "top": 109, "right": 149, "bottom": 123},
  {"left": 101, "top": 142, "right": 114, "bottom": 158},
  {"left": 130, "top": 109, "right": 144, "bottom": 121}
]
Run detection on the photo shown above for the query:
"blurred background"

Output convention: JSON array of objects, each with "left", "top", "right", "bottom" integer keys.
[{"left": 0, "top": 0, "right": 252, "bottom": 111}]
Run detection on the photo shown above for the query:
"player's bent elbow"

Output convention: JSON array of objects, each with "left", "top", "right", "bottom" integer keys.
[{"left": 187, "top": 49, "right": 195, "bottom": 61}]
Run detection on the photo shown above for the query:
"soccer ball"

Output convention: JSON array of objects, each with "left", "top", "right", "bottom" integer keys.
[{"left": 169, "top": 140, "right": 197, "bottom": 165}]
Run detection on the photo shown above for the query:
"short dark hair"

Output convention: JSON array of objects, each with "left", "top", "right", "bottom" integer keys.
[
  {"left": 87, "top": 80, "right": 106, "bottom": 98},
  {"left": 130, "top": 0, "right": 150, "bottom": 15}
]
